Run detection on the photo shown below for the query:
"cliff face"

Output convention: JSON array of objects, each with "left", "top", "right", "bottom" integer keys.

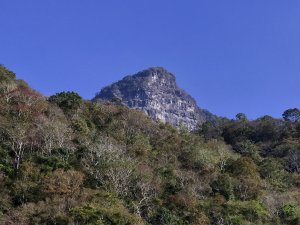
[{"left": 93, "top": 67, "right": 214, "bottom": 130}]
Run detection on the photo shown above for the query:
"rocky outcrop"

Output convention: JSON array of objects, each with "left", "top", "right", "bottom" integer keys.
[{"left": 93, "top": 67, "right": 214, "bottom": 130}]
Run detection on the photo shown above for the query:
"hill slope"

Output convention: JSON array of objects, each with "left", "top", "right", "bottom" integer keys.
[{"left": 0, "top": 65, "right": 299, "bottom": 225}]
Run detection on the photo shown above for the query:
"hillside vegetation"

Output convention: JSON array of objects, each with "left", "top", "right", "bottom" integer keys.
[{"left": 0, "top": 65, "right": 299, "bottom": 225}]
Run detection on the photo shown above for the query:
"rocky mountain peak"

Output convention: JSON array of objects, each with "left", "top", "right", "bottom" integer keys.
[
  {"left": 93, "top": 67, "right": 214, "bottom": 130},
  {"left": 122, "top": 67, "right": 177, "bottom": 90},
  {"left": 133, "top": 67, "right": 176, "bottom": 81}
]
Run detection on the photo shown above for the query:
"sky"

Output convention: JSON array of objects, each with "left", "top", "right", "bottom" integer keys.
[{"left": 1, "top": 0, "right": 300, "bottom": 119}]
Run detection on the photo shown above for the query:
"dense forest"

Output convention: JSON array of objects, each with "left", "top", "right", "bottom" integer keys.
[{"left": 0, "top": 65, "right": 299, "bottom": 225}]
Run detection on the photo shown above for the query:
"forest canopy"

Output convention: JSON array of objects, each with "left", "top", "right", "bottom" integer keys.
[{"left": 0, "top": 65, "right": 299, "bottom": 225}]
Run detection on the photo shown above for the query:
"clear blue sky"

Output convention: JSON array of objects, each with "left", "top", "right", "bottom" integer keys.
[{"left": 1, "top": 0, "right": 300, "bottom": 119}]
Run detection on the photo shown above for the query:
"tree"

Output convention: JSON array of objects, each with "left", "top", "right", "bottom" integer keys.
[
  {"left": 11, "top": 162, "right": 43, "bottom": 205},
  {"left": 198, "top": 120, "right": 223, "bottom": 140},
  {"left": 0, "top": 172, "right": 12, "bottom": 214},
  {"left": 222, "top": 119, "right": 254, "bottom": 145},
  {"left": 80, "top": 139, "right": 134, "bottom": 196},
  {"left": 132, "top": 178, "right": 159, "bottom": 218},
  {"left": 285, "top": 150, "right": 300, "bottom": 173},
  {"left": 1, "top": 121, "right": 31, "bottom": 170},
  {"left": 211, "top": 174, "right": 233, "bottom": 200},
  {"left": 226, "top": 157, "right": 260, "bottom": 177},
  {"left": 252, "top": 115, "right": 283, "bottom": 142},
  {"left": 0, "top": 81, "right": 17, "bottom": 103},
  {"left": 11, "top": 87, "right": 46, "bottom": 119},
  {"left": 48, "top": 91, "right": 83, "bottom": 115},
  {"left": 260, "top": 158, "right": 288, "bottom": 190},
  {"left": 0, "top": 84, "right": 46, "bottom": 120},
  {"left": 236, "top": 113, "right": 248, "bottom": 121},
  {"left": 34, "top": 114, "right": 73, "bottom": 156},
  {"left": 233, "top": 175, "right": 263, "bottom": 200},
  {"left": 283, "top": 108, "right": 300, "bottom": 122},
  {"left": 44, "top": 169, "right": 84, "bottom": 196},
  {"left": 234, "top": 140, "right": 260, "bottom": 161}
]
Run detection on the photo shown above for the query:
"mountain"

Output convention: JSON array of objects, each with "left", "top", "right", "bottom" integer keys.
[{"left": 93, "top": 67, "right": 214, "bottom": 129}]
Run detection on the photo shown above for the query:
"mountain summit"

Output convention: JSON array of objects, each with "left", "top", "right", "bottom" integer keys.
[{"left": 93, "top": 67, "right": 214, "bottom": 129}]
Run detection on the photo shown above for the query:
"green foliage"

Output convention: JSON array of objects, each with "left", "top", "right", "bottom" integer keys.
[
  {"left": 225, "top": 200, "right": 269, "bottom": 224},
  {"left": 279, "top": 203, "right": 300, "bottom": 225},
  {"left": 281, "top": 204, "right": 297, "bottom": 220},
  {"left": 0, "top": 145, "right": 13, "bottom": 176},
  {"left": 197, "top": 119, "right": 223, "bottom": 140},
  {"left": 0, "top": 64, "right": 16, "bottom": 82},
  {"left": 283, "top": 108, "right": 300, "bottom": 122},
  {"left": 260, "top": 158, "right": 288, "bottom": 190},
  {"left": 71, "top": 191, "right": 143, "bottom": 225},
  {"left": 233, "top": 175, "right": 263, "bottom": 201},
  {"left": 126, "top": 134, "right": 152, "bottom": 156},
  {"left": 226, "top": 157, "right": 259, "bottom": 177},
  {"left": 71, "top": 205, "right": 104, "bottom": 224},
  {"left": 11, "top": 162, "right": 44, "bottom": 205},
  {"left": 37, "top": 155, "right": 72, "bottom": 172},
  {"left": 155, "top": 207, "right": 185, "bottom": 225},
  {"left": 236, "top": 113, "right": 248, "bottom": 121},
  {"left": 234, "top": 140, "right": 260, "bottom": 161},
  {"left": 286, "top": 149, "right": 300, "bottom": 173},
  {"left": 211, "top": 174, "right": 234, "bottom": 200},
  {"left": 223, "top": 119, "right": 255, "bottom": 145},
  {"left": 48, "top": 91, "right": 83, "bottom": 114}
]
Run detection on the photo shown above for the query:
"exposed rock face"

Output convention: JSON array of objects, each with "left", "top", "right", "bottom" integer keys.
[{"left": 93, "top": 67, "right": 214, "bottom": 130}]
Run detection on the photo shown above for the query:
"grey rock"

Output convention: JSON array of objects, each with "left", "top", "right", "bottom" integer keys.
[{"left": 93, "top": 67, "right": 215, "bottom": 130}]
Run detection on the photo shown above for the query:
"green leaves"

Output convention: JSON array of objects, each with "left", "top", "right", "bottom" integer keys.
[
  {"left": 283, "top": 108, "right": 300, "bottom": 122},
  {"left": 0, "top": 64, "right": 16, "bottom": 83},
  {"left": 48, "top": 91, "right": 83, "bottom": 115}
]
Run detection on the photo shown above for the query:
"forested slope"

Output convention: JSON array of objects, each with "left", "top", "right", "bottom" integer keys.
[{"left": 0, "top": 65, "right": 299, "bottom": 225}]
